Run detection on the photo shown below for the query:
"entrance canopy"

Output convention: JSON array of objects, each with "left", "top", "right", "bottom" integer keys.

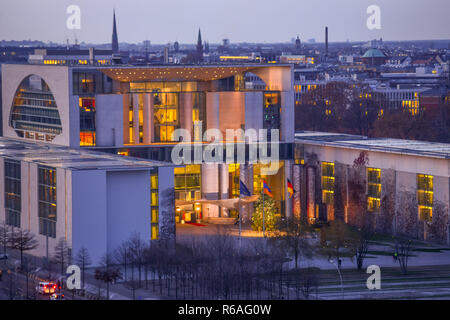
[{"left": 176, "top": 195, "right": 260, "bottom": 210}]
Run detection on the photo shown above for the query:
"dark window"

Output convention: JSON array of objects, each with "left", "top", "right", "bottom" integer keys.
[
  {"left": 38, "top": 166, "right": 57, "bottom": 238},
  {"left": 5, "top": 159, "right": 21, "bottom": 228}
]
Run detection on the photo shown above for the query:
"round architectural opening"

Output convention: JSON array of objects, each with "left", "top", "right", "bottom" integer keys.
[{"left": 9, "top": 75, "right": 62, "bottom": 142}]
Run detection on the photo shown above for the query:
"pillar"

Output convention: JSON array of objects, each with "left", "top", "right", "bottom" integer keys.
[
  {"left": 219, "top": 163, "right": 229, "bottom": 217},
  {"left": 201, "top": 163, "right": 219, "bottom": 218}
]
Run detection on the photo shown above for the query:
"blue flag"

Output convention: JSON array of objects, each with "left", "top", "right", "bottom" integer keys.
[{"left": 240, "top": 180, "right": 251, "bottom": 197}]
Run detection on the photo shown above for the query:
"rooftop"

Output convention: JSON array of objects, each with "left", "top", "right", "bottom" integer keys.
[
  {"left": 0, "top": 137, "right": 172, "bottom": 170},
  {"left": 295, "top": 131, "right": 450, "bottom": 159}
]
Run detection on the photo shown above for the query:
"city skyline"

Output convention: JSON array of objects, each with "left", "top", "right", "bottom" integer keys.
[{"left": 0, "top": 0, "right": 449, "bottom": 45}]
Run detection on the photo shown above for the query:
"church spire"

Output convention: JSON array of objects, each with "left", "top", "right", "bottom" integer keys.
[
  {"left": 196, "top": 28, "right": 203, "bottom": 62},
  {"left": 112, "top": 10, "right": 119, "bottom": 54}
]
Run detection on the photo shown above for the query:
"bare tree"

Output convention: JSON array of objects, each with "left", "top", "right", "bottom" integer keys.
[
  {"left": 75, "top": 246, "right": 92, "bottom": 292},
  {"left": 96, "top": 253, "right": 122, "bottom": 300},
  {"left": 320, "top": 220, "right": 358, "bottom": 270},
  {"left": 113, "top": 241, "right": 131, "bottom": 282},
  {"left": 0, "top": 222, "right": 11, "bottom": 257},
  {"left": 393, "top": 238, "right": 414, "bottom": 275},
  {"left": 275, "top": 217, "right": 315, "bottom": 269},
  {"left": 53, "top": 238, "right": 71, "bottom": 280},
  {"left": 128, "top": 233, "right": 147, "bottom": 288},
  {"left": 10, "top": 229, "right": 38, "bottom": 269}
]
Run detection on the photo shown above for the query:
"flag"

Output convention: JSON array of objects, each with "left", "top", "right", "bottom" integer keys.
[
  {"left": 263, "top": 180, "right": 273, "bottom": 198},
  {"left": 240, "top": 180, "right": 251, "bottom": 197},
  {"left": 287, "top": 179, "right": 296, "bottom": 199}
]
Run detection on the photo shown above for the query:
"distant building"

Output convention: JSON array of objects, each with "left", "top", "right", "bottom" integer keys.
[{"left": 361, "top": 48, "right": 387, "bottom": 66}]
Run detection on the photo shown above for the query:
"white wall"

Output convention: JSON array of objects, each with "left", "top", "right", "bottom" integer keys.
[
  {"left": 106, "top": 170, "right": 151, "bottom": 254},
  {"left": 71, "top": 169, "right": 108, "bottom": 265},
  {"left": 95, "top": 94, "right": 124, "bottom": 147}
]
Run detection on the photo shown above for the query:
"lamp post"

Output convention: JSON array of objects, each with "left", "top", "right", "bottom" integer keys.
[{"left": 329, "top": 258, "right": 344, "bottom": 300}]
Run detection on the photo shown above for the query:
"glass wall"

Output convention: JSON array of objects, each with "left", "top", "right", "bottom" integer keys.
[
  {"left": 263, "top": 92, "right": 281, "bottom": 140},
  {"left": 154, "top": 93, "right": 179, "bottom": 142},
  {"left": 5, "top": 160, "right": 21, "bottom": 228},
  {"left": 10, "top": 75, "right": 62, "bottom": 142},
  {"left": 79, "top": 97, "right": 96, "bottom": 146},
  {"left": 38, "top": 166, "right": 57, "bottom": 238}
]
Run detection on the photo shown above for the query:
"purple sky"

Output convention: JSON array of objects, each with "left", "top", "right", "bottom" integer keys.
[{"left": 0, "top": 0, "right": 449, "bottom": 44}]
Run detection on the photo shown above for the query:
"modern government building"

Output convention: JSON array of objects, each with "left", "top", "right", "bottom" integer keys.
[{"left": 0, "top": 58, "right": 449, "bottom": 262}]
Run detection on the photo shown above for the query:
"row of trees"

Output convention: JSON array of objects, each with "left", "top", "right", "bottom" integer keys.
[{"left": 295, "top": 82, "right": 449, "bottom": 143}]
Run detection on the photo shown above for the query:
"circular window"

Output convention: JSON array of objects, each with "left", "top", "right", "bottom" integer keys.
[{"left": 10, "top": 75, "right": 62, "bottom": 142}]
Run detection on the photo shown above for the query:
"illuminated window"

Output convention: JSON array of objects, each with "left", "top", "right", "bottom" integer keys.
[
  {"left": 151, "top": 169, "right": 159, "bottom": 240},
  {"left": 154, "top": 92, "right": 180, "bottom": 142},
  {"left": 367, "top": 168, "right": 381, "bottom": 212},
  {"left": 321, "top": 162, "right": 334, "bottom": 205},
  {"left": 79, "top": 98, "right": 96, "bottom": 146},
  {"left": 417, "top": 174, "right": 433, "bottom": 222}
]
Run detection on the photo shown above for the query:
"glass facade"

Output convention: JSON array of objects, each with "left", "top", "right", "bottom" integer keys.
[
  {"left": 321, "top": 162, "right": 335, "bottom": 205},
  {"left": 263, "top": 92, "right": 281, "bottom": 140},
  {"left": 417, "top": 174, "right": 433, "bottom": 222},
  {"left": 151, "top": 169, "right": 159, "bottom": 240},
  {"left": 79, "top": 97, "right": 96, "bottom": 146},
  {"left": 175, "top": 165, "right": 201, "bottom": 201},
  {"left": 38, "top": 166, "right": 57, "bottom": 238},
  {"left": 154, "top": 92, "right": 179, "bottom": 142},
  {"left": 72, "top": 71, "right": 112, "bottom": 95},
  {"left": 10, "top": 75, "right": 62, "bottom": 142},
  {"left": 5, "top": 159, "right": 21, "bottom": 228},
  {"left": 367, "top": 168, "right": 381, "bottom": 212}
]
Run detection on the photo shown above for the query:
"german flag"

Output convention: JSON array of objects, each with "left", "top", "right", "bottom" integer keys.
[
  {"left": 287, "top": 179, "right": 295, "bottom": 198},
  {"left": 263, "top": 180, "right": 273, "bottom": 198}
]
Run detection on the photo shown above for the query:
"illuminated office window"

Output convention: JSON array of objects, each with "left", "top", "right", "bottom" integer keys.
[
  {"left": 153, "top": 92, "right": 179, "bottom": 142},
  {"left": 367, "top": 168, "right": 381, "bottom": 212},
  {"left": 151, "top": 169, "right": 159, "bottom": 240},
  {"left": 417, "top": 174, "right": 433, "bottom": 222},
  {"left": 321, "top": 162, "right": 335, "bottom": 205}
]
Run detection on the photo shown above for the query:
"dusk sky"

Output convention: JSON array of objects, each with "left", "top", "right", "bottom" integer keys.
[{"left": 0, "top": 0, "right": 449, "bottom": 44}]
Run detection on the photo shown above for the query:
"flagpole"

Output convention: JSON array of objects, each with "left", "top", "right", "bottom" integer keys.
[
  {"left": 239, "top": 197, "right": 242, "bottom": 248},
  {"left": 262, "top": 190, "right": 265, "bottom": 238}
]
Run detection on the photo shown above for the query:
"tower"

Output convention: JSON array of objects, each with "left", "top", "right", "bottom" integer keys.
[
  {"left": 112, "top": 10, "right": 119, "bottom": 54},
  {"left": 196, "top": 29, "right": 203, "bottom": 62},
  {"left": 295, "top": 36, "right": 301, "bottom": 53},
  {"left": 325, "top": 26, "right": 329, "bottom": 58}
]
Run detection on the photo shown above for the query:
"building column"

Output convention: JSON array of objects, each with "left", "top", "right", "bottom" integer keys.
[
  {"left": 285, "top": 160, "right": 293, "bottom": 220},
  {"left": 292, "top": 164, "right": 301, "bottom": 219},
  {"left": 201, "top": 163, "right": 219, "bottom": 218},
  {"left": 122, "top": 94, "right": 130, "bottom": 144},
  {"left": 180, "top": 93, "right": 193, "bottom": 139},
  {"left": 219, "top": 163, "right": 229, "bottom": 217},
  {"left": 206, "top": 93, "right": 220, "bottom": 141},
  {"left": 307, "top": 166, "right": 316, "bottom": 222},
  {"left": 143, "top": 94, "right": 153, "bottom": 144}
]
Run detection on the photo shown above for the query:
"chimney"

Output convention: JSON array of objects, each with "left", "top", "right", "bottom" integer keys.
[
  {"left": 164, "top": 47, "right": 169, "bottom": 64},
  {"left": 89, "top": 48, "right": 95, "bottom": 65},
  {"left": 325, "top": 26, "right": 329, "bottom": 58}
]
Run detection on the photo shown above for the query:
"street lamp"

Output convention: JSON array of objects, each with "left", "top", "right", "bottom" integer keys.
[{"left": 328, "top": 258, "right": 344, "bottom": 300}]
